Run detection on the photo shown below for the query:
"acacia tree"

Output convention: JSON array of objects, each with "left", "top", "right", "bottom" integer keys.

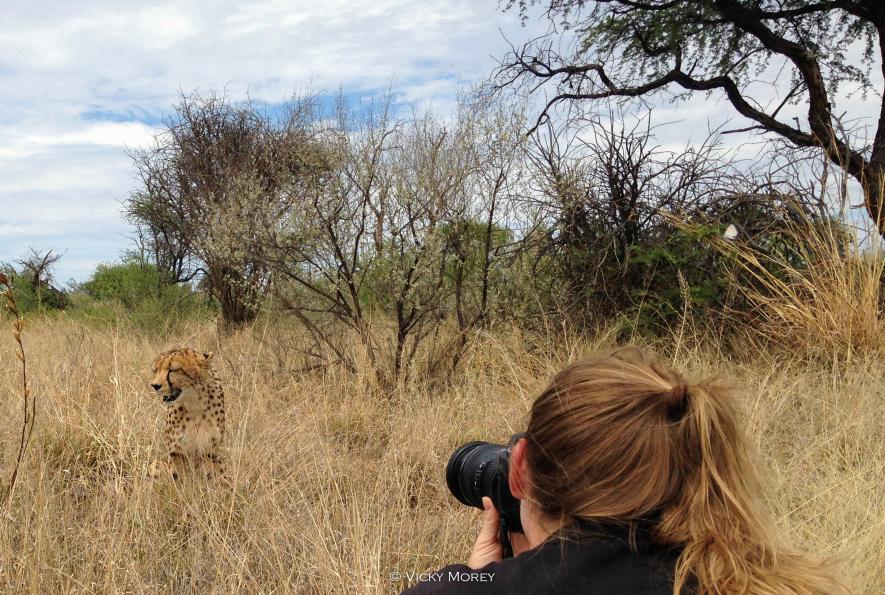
[
  {"left": 525, "top": 112, "right": 738, "bottom": 321},
  {"left": 127, "top": 92, "right": 320, "bottom": 326},
  {"left": 499, "top": 0, "right": 885, "bottom": 238},
  {"left": 449, "top": 98, "right": 527, "bottom": 333},
  {"left": 128, "top": 191, "right": 200, "bottom": 285},
  {"left": 261, "top": 94, "right": 523, "bottom": 384},
  {"left": 16, "top": 248, "right": 66, "bottom": 311},
  {"left": 261, "top": 97, "right": 399, "bottom": 378},
  {"left": 264, "top": 97, "right": 477, "bottom": 384}
]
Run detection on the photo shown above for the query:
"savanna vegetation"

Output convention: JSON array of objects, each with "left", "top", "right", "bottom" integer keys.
[{"left": 2, "top": 1, "right": 884, "bottom": 593}]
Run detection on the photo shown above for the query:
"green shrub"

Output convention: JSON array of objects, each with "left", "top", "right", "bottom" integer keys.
[
  {"left": 0, "top": 266, "right": 68, "bottom": 313},
  {"left": 624, "top": 224, "right": 729, "bottom": 337},
  {"left": 81, "top": 261, "right": 170, "bottom": 307},
  {"left": 73, "top": 259, "right": 214, "bottom": 334}
]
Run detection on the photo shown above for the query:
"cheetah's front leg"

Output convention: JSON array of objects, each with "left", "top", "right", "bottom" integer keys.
[{"left": 149, "top": 452, "right": 185, "bottom": 480}]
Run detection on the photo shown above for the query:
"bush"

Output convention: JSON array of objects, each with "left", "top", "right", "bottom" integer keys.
[
  {"left": 74, "top": 259, "right": 214, "bottom": 334},
  {"left": 82, "top": 261, "right": 172, "bottom": 308},
  {"left": 623, "top": 223, "right": 729, "bottom": 337},
  {"left": 0, "top": 266, "right": 68, "bottom": 313},
  {"left": 714, "top": 217, "right": 883, "bottom": 360}
]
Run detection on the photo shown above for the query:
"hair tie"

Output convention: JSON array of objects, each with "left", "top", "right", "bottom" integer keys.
[{"left": 666, "top": 382, "right": 689, "bottom": 421}]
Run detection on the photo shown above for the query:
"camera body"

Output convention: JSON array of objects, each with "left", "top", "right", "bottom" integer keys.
[{"left": 446, "top": 440, "right": 524, "bottom": 539}]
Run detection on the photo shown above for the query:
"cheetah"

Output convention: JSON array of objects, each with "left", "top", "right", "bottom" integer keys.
[{"left": 148, "top": 348, "right": 226, "bottom": 479}]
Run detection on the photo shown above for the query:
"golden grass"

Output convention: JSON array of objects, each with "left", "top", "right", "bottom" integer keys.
[
  {"left": 714, "top": 218, "right": 885, "bottom": 361},
  {"left": 0, "top": 317, "right": 882, "bottom": 593}
]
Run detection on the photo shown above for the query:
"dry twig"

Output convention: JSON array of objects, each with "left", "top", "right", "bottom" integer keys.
[{"left": 1, "top": 272, "right": 34, "bottom": 507}]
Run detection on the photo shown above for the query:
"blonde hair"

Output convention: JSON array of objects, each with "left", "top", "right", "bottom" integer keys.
[{"left": 524, "top": 347, "right": 845, "bottom": 594}]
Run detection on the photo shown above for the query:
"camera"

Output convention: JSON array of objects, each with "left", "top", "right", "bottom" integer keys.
[{"left": 446, "top": 437, "right": 524, "bottom": 556}]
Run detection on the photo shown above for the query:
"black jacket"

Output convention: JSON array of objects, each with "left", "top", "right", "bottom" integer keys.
[{"left": 400, "top": 520, "right": 680, "bottom": 595}]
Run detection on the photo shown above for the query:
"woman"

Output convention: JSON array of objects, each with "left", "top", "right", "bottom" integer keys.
[{"left": 404, "top": 347, "right": 844, "bottom": 594}]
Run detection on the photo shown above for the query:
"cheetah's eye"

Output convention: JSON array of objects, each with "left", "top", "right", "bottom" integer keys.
[{"left": 168, "top": 367, "right": 181, "bottom": 372}]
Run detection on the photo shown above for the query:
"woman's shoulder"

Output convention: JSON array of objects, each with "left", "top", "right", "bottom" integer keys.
[{"left": 400, "top": 521, "right": 680, "bottom": 595}]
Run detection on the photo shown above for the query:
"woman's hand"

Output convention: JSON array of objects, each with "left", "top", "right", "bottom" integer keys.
[
  {"left": 467, "top": 497, "right": 503, "bottom": 569},
  {"left": 468, "top": 497, "right": 534, "bottom": 569}
]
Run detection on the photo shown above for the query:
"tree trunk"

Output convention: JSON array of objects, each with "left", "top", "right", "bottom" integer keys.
[
  {"left": 860, "top": 165, "right": 885, "bottom": 238},
  {"left": 864, "top": 9, "right": 885, "bottom": 239},
  {"left": 214, "top": 266, "right": 258, "bottom": 327}
]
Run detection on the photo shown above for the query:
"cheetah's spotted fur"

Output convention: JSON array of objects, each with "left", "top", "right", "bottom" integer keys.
[{"left": 148, "top": 348, "right": 226, "bottom": 479}]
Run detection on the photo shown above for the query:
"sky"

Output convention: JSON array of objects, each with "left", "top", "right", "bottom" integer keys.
[
  {"left": 0, "top": 1, "right": 882, "bottom": 283},
  {"left": 0, "top": 0, "right": 549, "bottom": 282}
]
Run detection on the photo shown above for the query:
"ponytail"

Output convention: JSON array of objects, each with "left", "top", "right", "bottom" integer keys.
[{"left": 660, "top": 381, "right": 847, "bottom": 594}]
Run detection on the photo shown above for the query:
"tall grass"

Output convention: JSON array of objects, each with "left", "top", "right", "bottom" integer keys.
[
  {"left": 713, "top": 215, "right": 884, "bottom": 362},
  {"left": 0, "top": 272, "right": 34, "bottom": 507},
  {"left": 0, "top": 313, "right": 881, "bottom": 593}
]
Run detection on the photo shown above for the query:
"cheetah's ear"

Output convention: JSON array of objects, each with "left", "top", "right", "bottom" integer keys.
[{"left": 202, "top": 351, "right": 214, "bottom": 361}]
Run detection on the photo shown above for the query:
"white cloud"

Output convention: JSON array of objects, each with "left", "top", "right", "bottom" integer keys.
[
  {"left": 18, "top": 122, "right": 156, "bottom": 151},
  {"left": 0, "top": 2, "right": 881, "bottom": 281},
  {"left": 0, "top": 0, "right": 538, "bottom": 281}
]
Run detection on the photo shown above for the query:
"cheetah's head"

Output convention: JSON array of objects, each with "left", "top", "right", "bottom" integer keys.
[{"left": 150, "top": 348, "right": 213, "bottom": 406}]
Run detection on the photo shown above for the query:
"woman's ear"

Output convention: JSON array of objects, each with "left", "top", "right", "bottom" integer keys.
[{"left": 508, "top": 437, "right": 529, "bottom": 500}]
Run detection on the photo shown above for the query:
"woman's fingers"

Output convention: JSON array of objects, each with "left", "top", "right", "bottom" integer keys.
[
  {"left": 477, "top": 497, "right": 500, "bottom": 541},
  {"left": 467, "top": 497, "right": 503, "bottom": 569}
]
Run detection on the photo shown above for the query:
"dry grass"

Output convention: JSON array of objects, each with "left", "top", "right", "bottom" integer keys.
[
  {"left": 0, "top": 315, "right": 882, "bottom": 593},
  {"left": 715, "top": 218, "right": 885, "bottom": 361}
]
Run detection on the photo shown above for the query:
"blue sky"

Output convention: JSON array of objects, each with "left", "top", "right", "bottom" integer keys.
[
  {"left": 0, "top": 0, "right": 549, "bottom": 282},
  {"left": 1, "top": 1, "right": 882, "bottom": 283}
]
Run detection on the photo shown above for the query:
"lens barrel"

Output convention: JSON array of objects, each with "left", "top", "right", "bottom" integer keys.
[{"left": 445, "top": 441, "right": 523, "bottom": 533}]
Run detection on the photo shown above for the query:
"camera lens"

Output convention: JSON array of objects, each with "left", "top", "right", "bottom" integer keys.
[
  {"left": 446, "top": 441, "right": 499, "bottom": 508},
  {"left": 445, "top": 440, "right": 523, "bottom": 533}
]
